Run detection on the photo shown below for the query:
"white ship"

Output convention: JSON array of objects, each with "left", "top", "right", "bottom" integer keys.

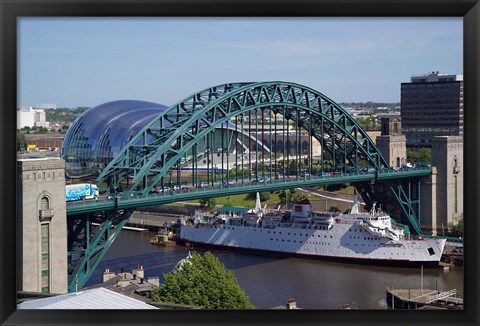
[{"left": 179, "top": 194, "right": 446, "bottom": 267}]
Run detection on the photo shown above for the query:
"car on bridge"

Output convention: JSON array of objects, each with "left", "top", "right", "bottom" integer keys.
[
  {"left": 222, "top": 179, "right": 236, "bottom": 186},
  {"left": 197, "top": 182, "right": 210, "bottom": 188},
  {"left": 251, "top": 177, "right": 271, "bottom": 184},
  {"left": 107, "top": 192, "right": 129, "bottom": 199}
]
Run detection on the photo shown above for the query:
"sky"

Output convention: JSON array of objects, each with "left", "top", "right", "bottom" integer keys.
[{"left": 18, "top": 17, "right": 462, "bottom": 108}]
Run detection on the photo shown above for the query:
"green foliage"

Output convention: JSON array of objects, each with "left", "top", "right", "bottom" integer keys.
[
  {"left": 325, "top": 183, "right": 348, "bottom": 192},
  {"left": 356, "top": 116, "right": 380, "bottom": 131},
  {"left": 406, "top": 149, "right": 419, "bottom": 163},
  {"left": 57, "top": 125, "right": 69, "bottom": 134},
  {"left": 228, "top": 167, "right": 251, "bottom": 179},
  {"left": 148, "top": 251, "right": 255, "bottom": 309},
  {"left": 19, "top": 126, "right": 50, "bottom": 134},
  {"left": 16, "top": 132, "right": 27, "bottom": 152},
  {"left": 45, "top": 107, "right": 88, "bottom": 122},
  {"left": 407, "top": 148, "right": 431, "bottom": 164},
  {"left": 279, "top": 189, "right": 303, "bottom": 204},
  {"left": 418, "top": 148, "right": 431, "bottom": 163},
  {"left": 328, "top": 206, "right": 340, "bottom": 212},
  {"left": 199, "top": 198, "right": 216, "bottom": 211},
  {"left": 246, "top": 192, "right": 270, "bottom": 201},
  {"left": 448, "top": 218, "right": 463, "bottom": 238}
]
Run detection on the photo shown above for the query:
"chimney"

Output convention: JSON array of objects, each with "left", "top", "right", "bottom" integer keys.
[
  {"left": 132, "top": 266, "right": 144, "bottom": 279},
  {"left": 147, "top": 277, "right": 160, "bottom": 287},
  {"left": 286, "top": 298, "right": 297, "bottom": 309},
  {"left": 116, "top": 278, "right": 130, "bottom": 288},
  {"left": 103, "top": 268, "right": 116, "bottom": 283}
]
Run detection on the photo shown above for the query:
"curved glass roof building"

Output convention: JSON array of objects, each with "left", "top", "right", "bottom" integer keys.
[
  {"left": 62, "top": 100, "right": 169, "bottom": 177},
  {"left": 61, "top": 100, "right": 268, "bottom": 178}
]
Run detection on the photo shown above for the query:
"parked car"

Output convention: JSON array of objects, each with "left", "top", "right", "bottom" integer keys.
[{"left": 197, "top": 182, "right": 209, "bottom": 188}]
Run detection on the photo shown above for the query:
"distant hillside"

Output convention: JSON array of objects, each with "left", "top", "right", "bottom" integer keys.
[{"left": 45, "top": 107, "right": 89, "bottom": 123}]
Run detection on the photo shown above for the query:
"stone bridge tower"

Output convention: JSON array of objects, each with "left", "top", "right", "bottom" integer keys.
[
  {"left": 17, "top": 157, "right": 68, "bottom": 294},
  {"left": 421, "top": 136, "right": 463, "bottom": 235},
  {"left": 376, "top": 117, "right": 406, "bottom": 168}
]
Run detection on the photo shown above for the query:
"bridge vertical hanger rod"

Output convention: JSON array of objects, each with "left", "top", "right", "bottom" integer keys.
[
  {"left": 234, "top": 116, "right": 238, "bottom": 182},
  {"left": 221, "top": 121, "right": 225, "bottom": 184},
  {"left": 286, "top": 109, "right": 290, "bottom": 177},
  {"left": 269, "top": 109, "right": 273, "bottom": 181},
  {"left": 255, "top": 108, "right": 259, "bottom": 180},
  {"left": 308, "top": 111, "right": 313, "bottom": 175},
  {"left": 274, "top": 111, "right": 278, "bottom": 179},
  {"left": 296, "top": 109, "right": 300, "bottom": 177},
  {"left": 248, "top": 111, "right": 252, "bottom": 180},
  {"left": 241, "top": 113, "right": 244, "bottom": 184},
  {"left": 332, "top": 124, "right": 336, "bottom": 172},
  {"left": 210, "top": 132, "right": 214, "bottom": 186},
  {"left": 227, "top": 122, "right": 230, "bottom": 182},
  {"left": 205, "top": 134, "right": 209, "bottom": 186},
  {"left": 261, "top": 108, "right": 265, "bottom": 180},
  {"left": 192, "top": 143, "right": 196, "bottom": 186},
  {"left": 321, "top": 117, "right": 324, "bottom": 175}
]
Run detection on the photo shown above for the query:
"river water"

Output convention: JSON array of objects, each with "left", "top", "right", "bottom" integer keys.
[{"left": 85, "top": 230, "right": 464, "bottom": 309}]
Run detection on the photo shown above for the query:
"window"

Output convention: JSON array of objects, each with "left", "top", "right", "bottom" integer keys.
[
  {"left": 41, "top": 224, "right": 50, "bottom": 293},
  {"left": 40, "top": 197, "right": 49, "bottom": 210}
]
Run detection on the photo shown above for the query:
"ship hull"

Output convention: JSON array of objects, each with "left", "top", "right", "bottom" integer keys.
[
  {"left": 179, "top": 222, "right": 446, "bottom": 267},
  {"left": 176, "top": 238, "right": 442, "bottom": 268}
]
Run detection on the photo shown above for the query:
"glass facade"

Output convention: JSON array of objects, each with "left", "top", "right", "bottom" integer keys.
[
  {"left": 61, "top": 100, "right": 260, "bottom": 178},
  {"left": 62, "top": 100, "right": 169, "bottom": 177}
]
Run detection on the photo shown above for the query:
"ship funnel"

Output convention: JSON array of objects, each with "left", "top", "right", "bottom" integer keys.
[
  {"left": 351, "top": 196, "right": 360, "bottom": 214},
  {"left": 254, "top": 192, "right": 262, "bottom": 214}
]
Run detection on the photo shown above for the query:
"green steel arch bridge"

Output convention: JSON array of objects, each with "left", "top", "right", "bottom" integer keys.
[{"left": 66, "top": 81, "right": 431, "bottom": 292}]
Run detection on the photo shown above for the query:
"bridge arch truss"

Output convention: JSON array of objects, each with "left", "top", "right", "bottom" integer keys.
[{"left": 98, "top": 82, "right": 389, "bottom": 193}]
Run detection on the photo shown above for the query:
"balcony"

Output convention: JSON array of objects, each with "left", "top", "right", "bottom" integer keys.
[{"left": 39, "top": 209, "right": 54, "bottom": 221}]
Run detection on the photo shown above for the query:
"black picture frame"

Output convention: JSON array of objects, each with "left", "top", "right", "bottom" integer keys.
[{"left": 1, "top": 0, "right": 479, "bottom": 325}]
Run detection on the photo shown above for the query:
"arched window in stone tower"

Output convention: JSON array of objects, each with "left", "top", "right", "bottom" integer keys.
[
  {"left": 393, "top": 123, "right": 398, "bottom": 134},
  {"left": 40, "top": 197, "right": 50, "bottom": 210},
  {"left": 39, "top": 195, "right": 53, "bottom": 222}
]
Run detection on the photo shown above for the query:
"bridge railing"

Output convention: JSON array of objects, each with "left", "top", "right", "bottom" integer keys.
[{"left": 67, "top": 167, "right": 431, "bottom": 213}]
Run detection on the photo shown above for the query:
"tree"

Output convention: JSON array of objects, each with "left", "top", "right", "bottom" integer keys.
[
  {"left": 407, "top": 148, "right": 431, "bottom": 164},
  {"left": 406, "top": 149, "right": 420, "bottom": 163},
  {"left": 328, "top": 206, "right": 340, "bottom": 213},
  {"left": 246, "top": 192, "right": 270, "bottom": 201},
  {"left": 279, "top": 189, "right": 302, "bottom": 204},
  {"left": 148, "top": 251, "right": 255, "bottom": 309},
  {"left": 418, "top": 148, "right": 431, "bottom": 163},
  {"left": 448, "top": 217, "right": 463, "bottom": 238},
  {"left": 199, "top": 198, "right": 216, "bottom": 211},
  {"left": 17, "top": 131, "right": 27, "bottom": 152}
]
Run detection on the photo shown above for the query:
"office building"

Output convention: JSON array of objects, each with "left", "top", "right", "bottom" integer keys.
[
  {"left": 17, "top": 107, "right": 50, "bottom": 129},
  {"left": 401, "top": 72, "right": 463, "bottom": 148}
]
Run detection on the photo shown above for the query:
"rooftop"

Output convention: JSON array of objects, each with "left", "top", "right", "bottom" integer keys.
[{"left": 17, "top": 287, "right": 159, "bottom": 309}]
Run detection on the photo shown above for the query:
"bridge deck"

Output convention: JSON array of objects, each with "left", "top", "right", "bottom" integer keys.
[{"left": 67, "top": 169, "right": 430, "bottom": 216}]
